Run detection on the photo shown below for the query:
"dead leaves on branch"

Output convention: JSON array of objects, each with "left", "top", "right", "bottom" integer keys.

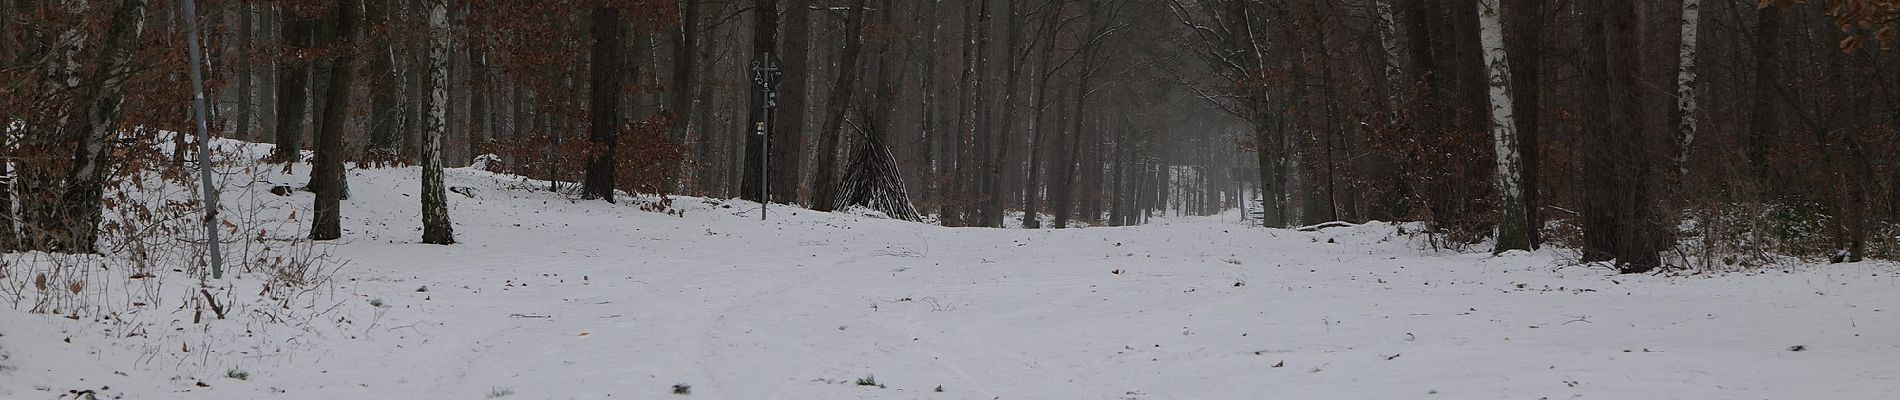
[{"left": 1766, "top": 0, "right": 1900, "bottom": 52}]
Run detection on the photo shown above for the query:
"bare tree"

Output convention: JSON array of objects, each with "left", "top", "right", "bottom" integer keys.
[
  {"left": 581, "top": 0, "right": 624, "bottom": 202},
  {"left": 810, "top": 0, "right": 870, "bottom": 212},
  {"left": 273, "top": 5, "right": 317, "bottom": 163},
  {"left": 311, "top": 0, "right": 362, "bottom": 241}
]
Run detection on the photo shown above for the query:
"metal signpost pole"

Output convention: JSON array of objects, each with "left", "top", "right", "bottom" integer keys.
[
  {"left": 754, "top": 58, "right": 767, "bottom": 220},
  {"left": 752, "top": 53, "right": 782, "bottom": 221},
  {"left": 182, "top": 0, "right": 225, "bottom": 279}
]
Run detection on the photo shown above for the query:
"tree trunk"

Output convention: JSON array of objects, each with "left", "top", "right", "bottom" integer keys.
[
  {"left": 1748, "top": 5, "right": 1779, "bottom": 191},
  {"left": 402, "top": 25, "right": 424, "bottom": 160},
  {"left": 237, "top": 2, "right": 255, "bottom": 142},
  {"left": 1582, "top": 0, "right": 1667, "bottom": 272},
  {"left": 667, "top": 0, "right": 700, "bottom": 192},
  {"left": 942, "top": 0, "right": 978, "bottom": 226},
  {"left": 1478, "top": 0, "right": 1530, "bottom": 253},
  {"left": 741, "top": 0, "right": 780, "bottom": 203},
  {"left": 311, "top": 0, "right": 360, "bottom": 241},
  {"left": 771, "top": 0, "right": 811, "bottom": 204},
  {"left": 420, "top": 0, "right": 455, "bottom": 245},
  {"left": 915, "top": 1, "right": 940, "bottom": 218},
  {"left": 1109, "top": 127, "right": 1126, "bottom": 226},
  {"left": 1055, "top": 73, "right": 1089, "bottom": 229},
  {"left": 1022, "top": 2, "right": 1060, "bottom": 229},
  {"left": 51, "top": 0, "right": 149, "bottom": 253},
  {"left": 468, "top": 42, "right": 489, "bottom": 162},
  {"left": 1671, "top": 0, "right": 1700, "bottom": 177},
  {"left": 810, "top": 0, "right": 869, "bottom": 212},
  {"left": 0, "top": 161, "right": 12, "bottom": 250},
  {"left": 274, "top": 9, "right": 317, "bottom": 163},
  {"left": 368, "top": 0, "right": 399, "bottom": 161},
  {"left": 1579, "top": 0, "right": 1614, "bottom": 263},
  {"left": 1505, "top": 0, "right": 1542, "bottom": 247},
  {"left": 582, "top": 1, "right": 625, "bottom": 202},
  {"left": 986, "top": 0, "right": 1023, "bottom": 228},
  {"left": 1375, "top": 0, "right": 1403, "bottom": 103}
]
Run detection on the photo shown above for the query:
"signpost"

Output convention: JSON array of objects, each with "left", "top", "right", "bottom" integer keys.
[
  {"left": 182, "top": 0, "right": 225, "bottom": 278},
  {"left": 751, "top": 52, "right": 783, "bottom": 221}
]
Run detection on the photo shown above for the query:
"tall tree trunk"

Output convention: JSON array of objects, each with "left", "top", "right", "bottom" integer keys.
[
  {"left": 368, "top": 0, "right": 400, "bottom": 161},
  {"left": 1054, "top": 72, "right": 1089, "bottom": 229},
  {"left": 1582, "top": 0, "right": 1667, "bottom": 272},
  {"left": 948, "top": 0, "right": 992, "bottom": 227},
  {"left": 311, "top": 0, "right": 360, "bottom": 241},
  {"left": 868, "top": 0, "right": 902, "bottom": 167},
  {"left": 741, "top": 0, "right": 779, "bottom": 203},
  {"left": 1056, "top": 0, "right": 1106, "bottom": 229},
  {"left": 309, "top": 8, "right": 335, "bottom": 160},
  {"left": 420, "top": 0, "right": 454, "bottom": 245},
  {"left": 468, "top": 42, "right": 489, "bottom": 162},
  {"left": 986, "top": 0, "right": 1023, "bottom": 228},
  {"left": 810, "top": 0, "right": 869, "bottom": 212},
  {"left": 513, "top": 83, "right": 529, "bottom": 141},
  {"left": 915, "top": 1, "right": 940, "bottom": 218},
  {"left": 262, "top": 3, "right": 280, "bottom": 147},
  {"left": 0, "top": 161, "right": 12, "bottom": 251},
  {"left": 1748, "top": 6, "right": 1779, "bottom": 191},
  {"left": 237, "top": 1, "right": 255, "bottom": 142},
  {"left": 274, "top": 8, "right": 317, "bottom": 163},
  {"left": 1022, "top": 2, "right": 1060, "bottom": 230},
  {"left": 771, "top": 0, "right": 811, "bottom": 204},
  {"left": 582, "top": 0, "right": 624, "bottom": 202},
  {"left": 405, "top": 0, "right": 425, "bottom": 159},
  {"left": 667, "top": 0, "right": 700, "bottom": 192},
  {"left": 1248, "top": 2, "right": 1286, "bottom": 228},
  {"left": 1671, "top": 0, "right": 1700, "bottom": 177},
  {"left": 52, "top": 0, "right": 149, "bottom": 253},
  {"left": 1478, "top": 0, "right": 1530, "bottom": 253},
  {"left": 1375, "top": 0, "right": 1403, "bottom": 102},
  {"left": 1579, "top": 0, "right": 1616, "bottom": 263},
  {"left": 1505, "top": 0, "right": 1542, "bottom": 247}
]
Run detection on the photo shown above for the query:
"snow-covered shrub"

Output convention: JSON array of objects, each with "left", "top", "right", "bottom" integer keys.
[
  {"left": 2, "top": 132, "right": 348, "bottom": 371},
  {"left": 1672, "top": 199, "right": 1852, "bottom": 270}
]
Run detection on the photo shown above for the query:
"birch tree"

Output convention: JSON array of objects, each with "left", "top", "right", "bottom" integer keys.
[
  {"left": 1672, "top": 0, "right": 1701, "bottom": 176},
  {"left": 1477, "top": 0, "right": 1530, "bottom": 253},
  {"left": 420, "top": 0, "right": 455, "bottom": 245},
  {"left": 55, "top": 0, "right": 148, "bottom": 253}
]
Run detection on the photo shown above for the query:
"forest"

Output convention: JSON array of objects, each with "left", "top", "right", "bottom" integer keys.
[
  {"left": 3, "top": 1, "right": 1900, "bottom": 398},
  {"left": 4, "top": 0, "right": 1899, "bottom": 270}
]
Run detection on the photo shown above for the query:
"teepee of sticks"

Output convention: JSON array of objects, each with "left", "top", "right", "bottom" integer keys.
[{"left": 833, "top": 119, "right": 921, "bottom": 222}]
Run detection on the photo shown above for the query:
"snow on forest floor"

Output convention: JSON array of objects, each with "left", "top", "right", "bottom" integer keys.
[{"left": 3, "top": 160, "right": 1900, "bottom": 399}]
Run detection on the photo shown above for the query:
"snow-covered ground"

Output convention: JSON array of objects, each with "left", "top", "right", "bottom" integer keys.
[{"left": 3, "top": 153, "right": 1899, "bottom": 399}]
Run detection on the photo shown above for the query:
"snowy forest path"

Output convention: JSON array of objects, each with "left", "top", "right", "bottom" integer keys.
[
  {"left": 301, "top": 197, "right": 1900, "bottom": 400},
  {"left": 79, "top": 168, "right": 1893, "bottom": 400}
]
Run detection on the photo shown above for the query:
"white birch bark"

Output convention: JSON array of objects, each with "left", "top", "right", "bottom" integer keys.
[
  {"left": 1673, "top": 0, "right": 1701, "bottom": 176},
  {"left": 420, "top": 0, "right": 454, "bottom": 244},
  {"left": 1375, "top": 0, "right": 1404, "bottom": 102},
  {"left": 1478, "top": 0, "right": 1531, "bottom": 252}
]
